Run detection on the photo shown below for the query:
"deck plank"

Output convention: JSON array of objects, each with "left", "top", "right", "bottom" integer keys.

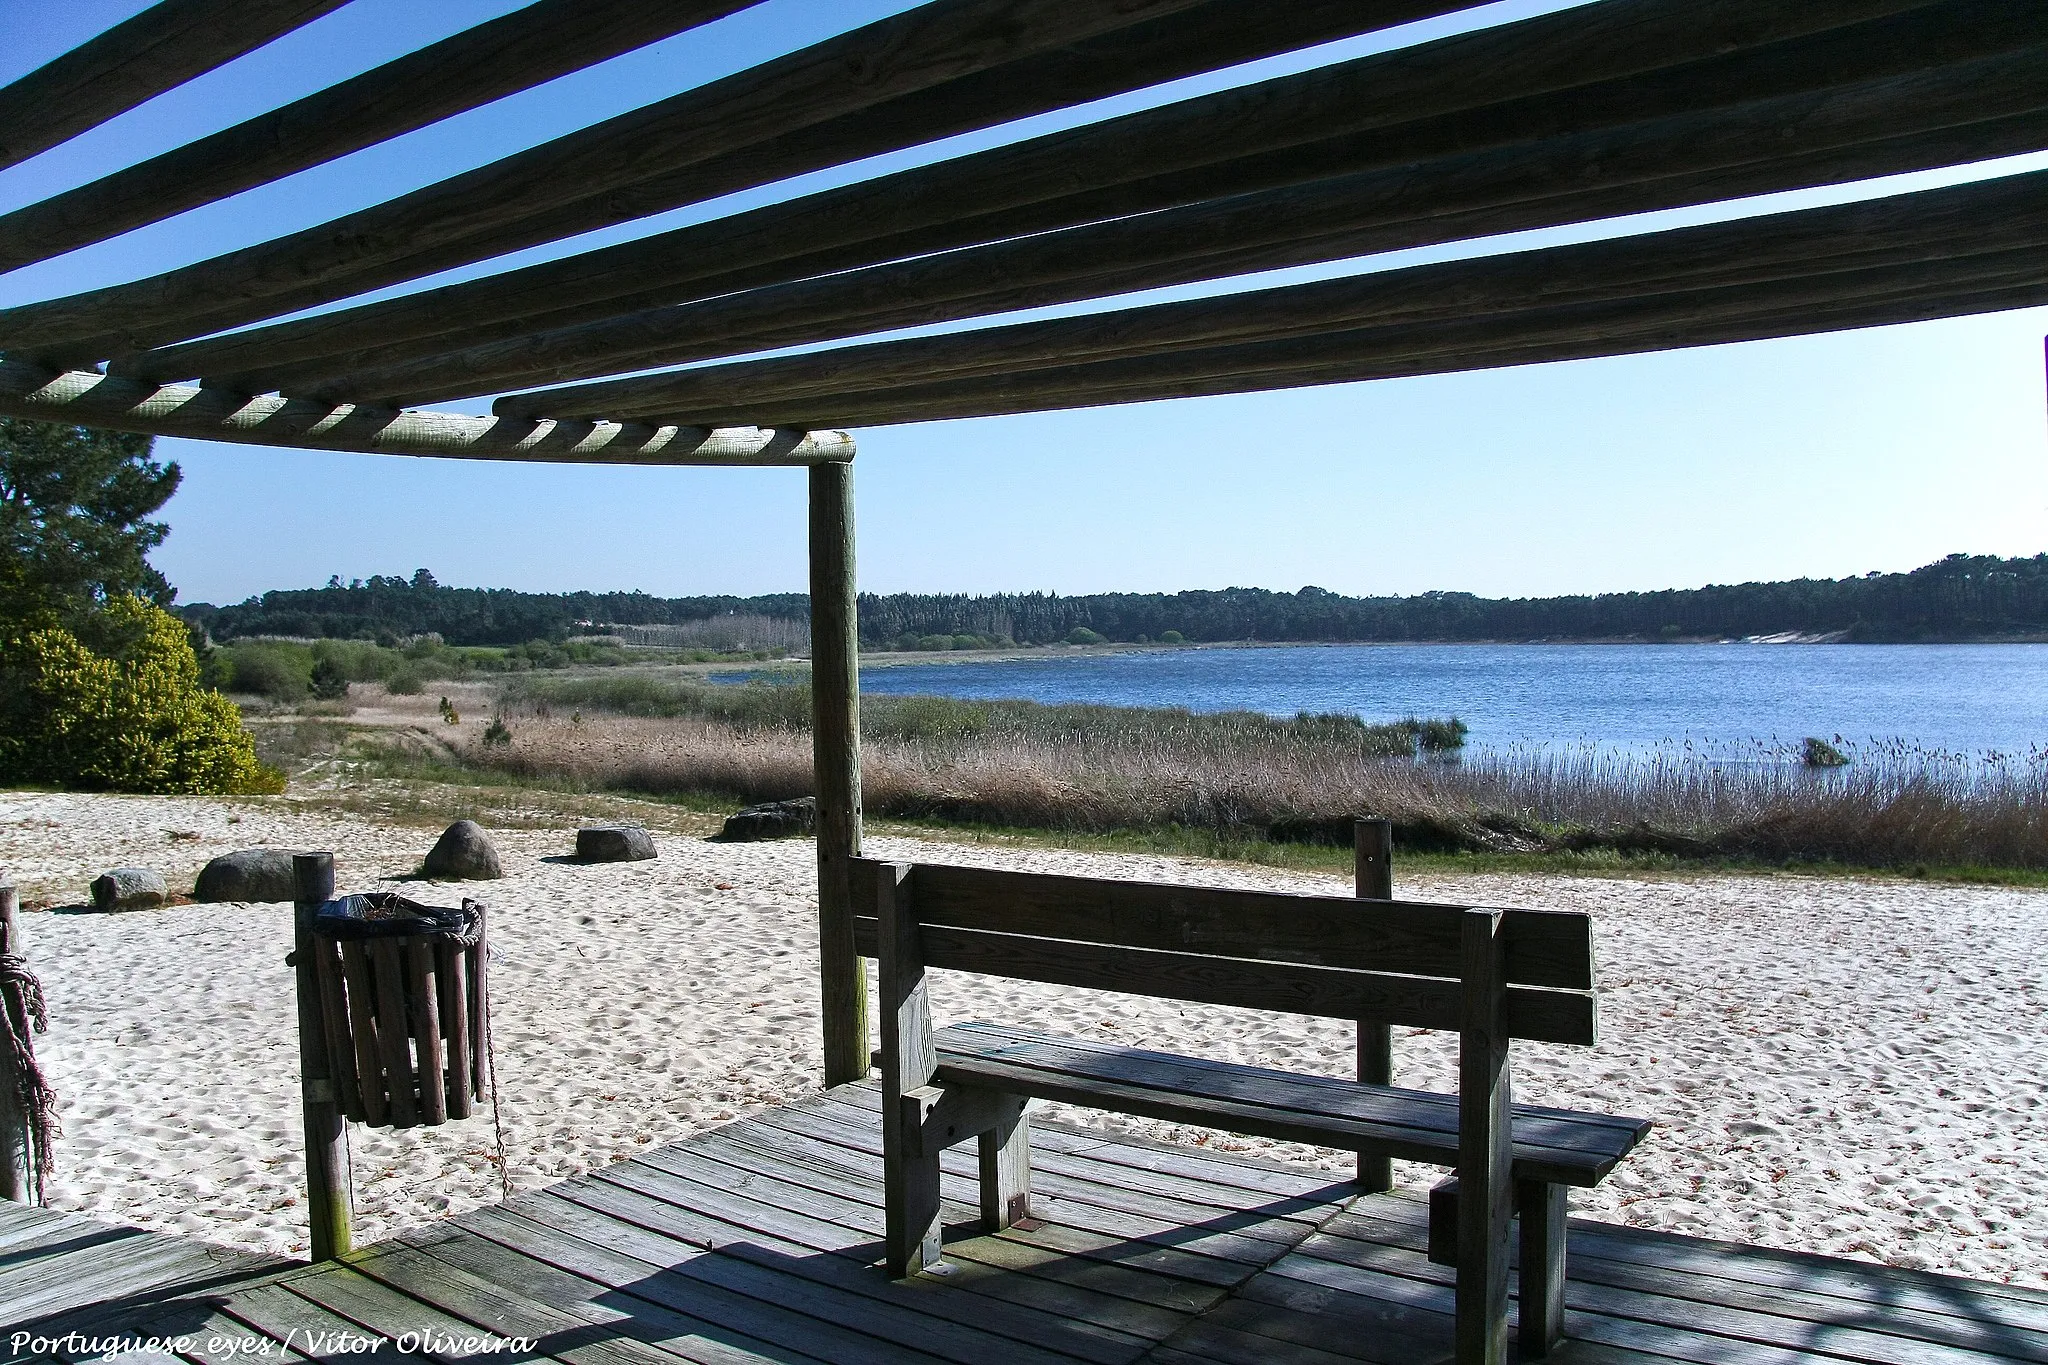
[
  {"left": 818, "top": 1087, "right": 1353, "bottom": 1218},
  {"left": 1322, "top": 1199, "right": 2048, "bottom": 1361},
  {"left": 750, "top": 1100, "right": 1317, "bottom": 1263},
  {"left": 677, "top": 1117, "right": 1305, "bottom": 1319},
  {"left": 555, "top": 1161, "right": 1158, "bottom": 1363},
  {"left": 655, "top": 1137, "right": 1194, "bottom": 1343},
  {"left": 1310, "top": 1203, "right": 2048, "bottom": 1365},
  {"left": 397, "top": 1218, "right": 824, "bottom": 1365},
  {"left": 0, "top": 1213, "right": 285, "bottom": 1333},
  {"left": 271, "top": 1265, "right": 538, "bottom": 1361},
  {"left": 578, "top": 1139, "right": 1232, "bottom": 1330},
  {"left": 343, "top": 1240, "right": 724, "bottom": 1365},
  {"left": 489, "top": 1181, "right": 1060, "bottom": 1365},
  {"left": 0, "top": 1203, "right": 138, "bottom": 1256},
  {"left": 207, "top": 1278, "right": 398, "bottom": 1362}
]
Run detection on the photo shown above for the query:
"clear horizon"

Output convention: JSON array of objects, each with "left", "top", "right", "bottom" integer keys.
[{"left": 6, "top": 0, "right": 2046, "bottom": 606}]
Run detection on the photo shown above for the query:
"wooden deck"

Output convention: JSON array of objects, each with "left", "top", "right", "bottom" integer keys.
[
  {"left": 6, "top": 1083, "right": 2047, "bottom": 1364},
  {"left": 0, "top": 1201, "right": 288, "bottom": 1341}
]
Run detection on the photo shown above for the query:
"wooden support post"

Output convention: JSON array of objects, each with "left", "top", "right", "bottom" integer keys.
[
  {"left": 811, "top": 458, "right": 869, "bottom": 1088},
  {"left": 1457, "top": 907, "right": 1512, "bottom": 1365},
  {"left": 1517, "top": 1178, "right": 1569, "bottom": 1357},
  {"left": 0, "top": 885, "right": 28, "bottom": 1204},
  {"left": 1355, "top": 816, "right": 1393, "bottom": 1191},
  {"left": 292, "top": 854, "right": 352, "bottom": 1261},
  {"left": 978, "top": 1094, "right": 1032, "bottom": 1233},
  {"left": 876, "top": 863, "right": 943, "bottom": 1277}
]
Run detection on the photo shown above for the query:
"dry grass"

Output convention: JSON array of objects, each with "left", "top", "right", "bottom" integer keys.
[{"left": 458, "top": 710, "right": 2048, "bottom": 870}]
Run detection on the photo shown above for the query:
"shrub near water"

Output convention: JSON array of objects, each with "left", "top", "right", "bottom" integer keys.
[
  {"left": 0, "top": 595, "right": 281, "bottom": 794},
  {"left": 202, "top": 634, "right": 654, "bottom": 700},
  {"left": 476, "top": 674, "right": 2048, "bottom": 870},
  {"left": 488, "top": 674, "right": 1475, "bottom": 838},
  {"left": 501, "top": 673, "right": 1457, "bottom": 757}
]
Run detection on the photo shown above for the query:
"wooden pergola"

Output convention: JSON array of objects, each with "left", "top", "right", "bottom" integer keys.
[{"left": 2, "top": 0, "right": 2043, "bottom": 1264}]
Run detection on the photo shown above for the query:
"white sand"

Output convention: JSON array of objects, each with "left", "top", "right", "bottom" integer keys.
[{"left": 0, "top": 789, "right": 2041, "bottom": 1286}]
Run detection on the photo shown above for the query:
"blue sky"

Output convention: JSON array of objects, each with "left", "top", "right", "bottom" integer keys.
[{"left": 2, "top": 0, "right": 2044, "bottom": 607}]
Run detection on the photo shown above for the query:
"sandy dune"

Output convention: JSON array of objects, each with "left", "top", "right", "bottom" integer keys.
[{"left": 0, "top": 789, "right": 2040, "bottom": 1286}]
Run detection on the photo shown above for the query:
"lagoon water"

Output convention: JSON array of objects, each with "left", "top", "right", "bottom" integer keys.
[{"left": 853, "top": 643, "right": 2048, "bottom": 756}]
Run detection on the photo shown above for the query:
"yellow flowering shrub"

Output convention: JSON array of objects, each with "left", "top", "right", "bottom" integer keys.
[{"left": 0, "top": 595, "right": 283, "bottom": 794}]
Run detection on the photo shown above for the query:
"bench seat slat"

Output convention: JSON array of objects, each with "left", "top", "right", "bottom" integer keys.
[
  {"left": 948, "top": 1022, "right": 1642, "bottom": 1159},
  {"left": 857, "top": 921, "right": 1598, "bottom": 1046},
  {"left": 890, "top": 860, "right": 1595, "bottom": 989},
  {"left": 963, "top": 1022, "right": 1652, "bottom": 1142},
  {"left": 933, "top": 1023, "right": 1652, "bottom": 1188}
]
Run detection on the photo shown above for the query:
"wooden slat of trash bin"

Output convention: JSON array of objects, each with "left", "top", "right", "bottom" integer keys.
[
  {"left": 311, "top": 937, "right": 364, "bottom": 1122},
  {"left": 334, "top": 942, "right": 387, "bottom": 1126},
  {"left": 407, "top": 939, "right": 447, "bottom": 1126},
  {"left": 437, "top": 942, "right": 473, "bottom": 1120},
  {"left": 369, "top": 939, "right": 417, "bottom": 1127},
  {"left": 468, "top": 918, "right": 490, "bottom": 1092}
]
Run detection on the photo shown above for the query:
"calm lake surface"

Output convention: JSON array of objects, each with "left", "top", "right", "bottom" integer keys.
[{"left": 851, "top": 644, "right": 2048, "bottom": 755}]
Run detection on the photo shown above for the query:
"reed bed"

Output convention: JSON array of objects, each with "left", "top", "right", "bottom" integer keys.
[{"left": 470, "top": 681, "right": 2048, "bottom": 870}]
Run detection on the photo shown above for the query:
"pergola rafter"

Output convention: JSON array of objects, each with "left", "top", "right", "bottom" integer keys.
[
  {"left": 2, "top": 0, "right": 2043, "bottom": 1126},
  {"left": 0, "top": 0, "right": 1457, "bottom": 365},
  {"left": 252, "top": 15, "right": 2048, "bottom": 408},
  {"left": 497, "top": 171, "right": 2048, "bottom": 428},
  {"left": 93, "top": 0, "right": 2006, "bottom": 392},
  {"left": 0, "top": 0, "right": 763, "bottom": 272},
  {"left": 0, "top": 0, "right": 346, "bottom": 173}
]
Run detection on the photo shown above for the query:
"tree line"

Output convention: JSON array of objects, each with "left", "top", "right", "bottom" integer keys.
[{"left": 183, "top": 553, "right": 2048, "bottom": 647}]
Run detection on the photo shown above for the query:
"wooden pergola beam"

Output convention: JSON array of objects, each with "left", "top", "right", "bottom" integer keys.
[
  {"left": 0, "top": 0, "right": 344, "bottom": 173},
  {"left": 0, "top": 0, "right": 1445, "bottom": 366},
  {"left": 0, "top": 0, "right": 762, "bottom": 274},
  {"left": 361, "top": 49, "right": 2048, "bottom": 410},
  {"left": 643, "top": 271, "right": 2048, "bottom": 431},
  {"left": 614, "top": 213, "right": 2048, "bottom": 429},
  {"left": 99, "top": 0, "right": 1949, "bottom": 391},
  {"left": 0, "top": 361, "right": 851, "bottom": 467},
  {"left": 500, "top": 170, "right": 2048, "bottom": 425}
]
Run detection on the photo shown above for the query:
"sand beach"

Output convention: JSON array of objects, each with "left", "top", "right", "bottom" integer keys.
[{"left": 0, "top": 788, "right": 2040, "bottom": 1286}]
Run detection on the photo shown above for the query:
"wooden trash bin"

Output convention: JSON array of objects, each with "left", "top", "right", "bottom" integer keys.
[{"left": 306, "top": 893, "right": 489, "bottom": 1130}]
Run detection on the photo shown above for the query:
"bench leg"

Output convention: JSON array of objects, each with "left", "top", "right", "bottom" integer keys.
[
  {"left": 978, "top": 1098, "right": 1032, "bottom": 1231},
  {"left": 1428, "top": 1175, "right": 1461, "bottom": 1266},
  {"left": 1432, "top": 1177, "right": 1571, "bottom": 1358},
  {"left": 884, "top": 1116, "right": 945, "bottom": 1277},
  {"left": 1516, "top": 1180, "right": 1568, "bottom": 1359},
  {"left": 888, "top": 1084, "right": 1027, "bottom": 1273}
]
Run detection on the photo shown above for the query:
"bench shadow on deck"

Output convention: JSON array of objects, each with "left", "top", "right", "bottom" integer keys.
[{"left": 7, "top": 1082, "right": 2047, "bottom": 1365}]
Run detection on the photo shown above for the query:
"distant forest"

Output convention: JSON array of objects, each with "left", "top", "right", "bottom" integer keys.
[{"left": 180, "top": 554, "right": 2048, "bottom": 648}]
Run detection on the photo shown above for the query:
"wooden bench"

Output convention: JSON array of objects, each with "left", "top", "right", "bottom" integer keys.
[{"left": 852, "top": 855, "right": 1651, "bottom": 1364}]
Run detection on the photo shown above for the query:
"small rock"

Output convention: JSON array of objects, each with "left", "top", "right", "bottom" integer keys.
[
  {"left": 91, "top": 867, "right": 167, "bottom": 912},
  {"left": 577, "top": 824, "right": 657, "bottom": 862},
  {"left": 193, "top": 849, "right": 300, "bottom": 903},
  {"left": 423, "top": 820, "right": 503, "bottom": 880},
  {"left": 713, "top": 797, "right": 817, "bottom": 842}
]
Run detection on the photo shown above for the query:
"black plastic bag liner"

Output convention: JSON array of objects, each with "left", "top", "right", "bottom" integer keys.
[{"left": 314, "top": 892, "right": 482, "bottom": 945}]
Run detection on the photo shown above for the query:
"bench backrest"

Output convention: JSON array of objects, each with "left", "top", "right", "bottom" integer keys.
[{"left": 850, "top": 857, "right": 1597, "bottom": 1046}]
